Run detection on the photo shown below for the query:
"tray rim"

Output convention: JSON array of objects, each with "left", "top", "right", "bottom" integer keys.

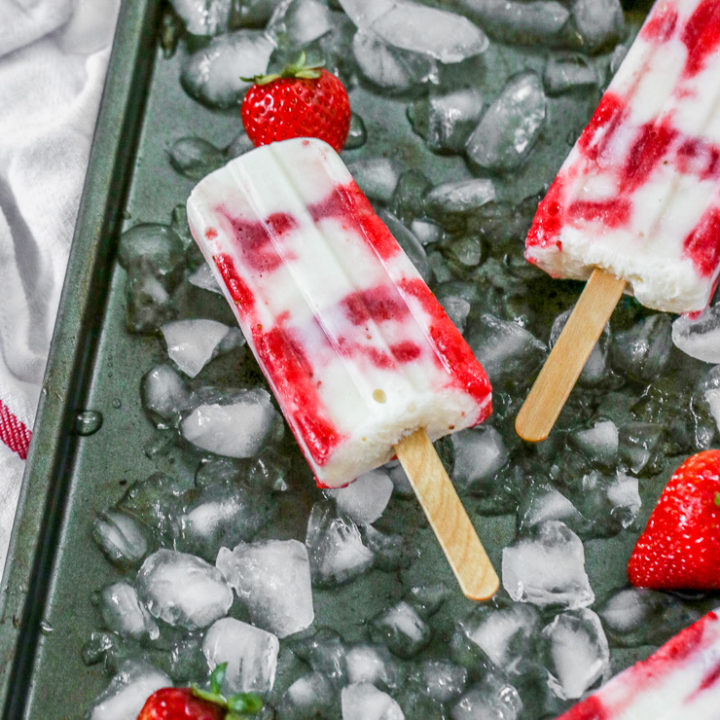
[{"left": 0, "top": 0, "right": 161, "bottom": 715}]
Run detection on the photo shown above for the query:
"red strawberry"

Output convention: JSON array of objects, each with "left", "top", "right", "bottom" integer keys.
[
  {"left": 628, "top": 449, "right": 720, "bottom": 590},
  {"left": 137, "top": 664, "right": 262, "bottom": 720},
  {"left": 241, "top": 53, "right": 351, "bottom": 152}
]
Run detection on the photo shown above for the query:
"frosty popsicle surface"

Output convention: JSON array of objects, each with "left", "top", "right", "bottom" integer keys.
[
  {"left": 186, "top": 137, "right": 492, "bottom": 489},
  {"left": 556, "top": 609, "right": 720, "bottom": 719},
  {"left": 526, "top": 0, "right": 720, "bottom": 314}
]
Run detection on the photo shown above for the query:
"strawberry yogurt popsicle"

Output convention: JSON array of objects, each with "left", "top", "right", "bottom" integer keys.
[
  {"left": 556, "top": 609, "right": 720, "bottom": 719},
  {"left": 187, "top": 137, "right": 491, "bottom": 488},
  {"left": 186, "top": 137, "right": 498, "bottom": 600},
  {"left": 526, "top": 0, "right": 720, "bottom": 314}
]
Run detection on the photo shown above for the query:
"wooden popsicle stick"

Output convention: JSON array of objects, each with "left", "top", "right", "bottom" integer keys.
[
  {"left": 395, "top": 428, "right": 499, "bottom": 601},
  {"left": 515, "top": 268, "right": 626, "bottom": 443}
]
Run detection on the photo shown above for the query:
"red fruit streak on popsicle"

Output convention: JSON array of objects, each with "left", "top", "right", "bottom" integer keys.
[
  {"left": 683, "top": 206, "right": 720, "bottom": 276},
  {"left": 214, "top": 253, "right": 255, "bottom": 311},
  {"left": 223, "top": 211, "right": 298, "bottom": 272},
  {"left": 253, "top": 321, "right": 344, "bottom": 467},
  {"left": 641, "top": 2, "right": 678, "bottom": 42},
  {"left": 308, "top": 181, "right": 400, "bottom": 261},
  {"left": 683, "top": 0, "right": 720, "bottom": 77},
  {"left": 399, "top": 278, "right": 492, "bottom": 414}
]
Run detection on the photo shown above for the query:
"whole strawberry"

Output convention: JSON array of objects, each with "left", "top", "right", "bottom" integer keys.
[
  {"left": 628, "top": 449, "right": 720, "bottom": 590},
  {"left": 137, "top": 664, "right": 262, "bottom": 720},
  {"left": 241, "top": 53, "right": 351, "bottom": 152}
]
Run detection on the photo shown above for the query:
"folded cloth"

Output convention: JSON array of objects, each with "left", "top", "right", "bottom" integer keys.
[{"left": 0, "top": 0, "right": 120, "bottom": 572}]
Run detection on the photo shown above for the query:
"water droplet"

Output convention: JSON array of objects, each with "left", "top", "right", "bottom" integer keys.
[
  {"left": 75, "top": 410, "right": 103, "bottom": 436},
  {"left": 112, "top": 398, "right": 122, "bottom": 409}
]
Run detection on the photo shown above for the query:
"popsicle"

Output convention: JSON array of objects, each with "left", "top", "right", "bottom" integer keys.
[
  {"left": 555, "top": 609, "right": 720, "bottom": 719},
  {"left": 186, "top": 137, "right": 497, "bottom": 600},
  {"left": 516, "top": 0, "right": 720, "bottom": 441}
]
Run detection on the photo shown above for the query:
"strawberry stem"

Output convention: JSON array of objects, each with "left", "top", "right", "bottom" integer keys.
[
  {"left": 715, "top": 492, "right": 720, "bottom": 507},
  {"left": 241, "top": 51, "right": 325, "bottom": 86},
  {"left": 191, "top": 663, "right": 263, "bottom": 716}
]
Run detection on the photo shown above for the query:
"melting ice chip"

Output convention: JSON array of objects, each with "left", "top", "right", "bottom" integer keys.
[
  {"left": 277, "top": 673, "right": 336, "bottom": 719},
  {"left": 501, "top": 521, "right": 594, "bottom": 609},
  {"left": 181, "top": 388, "right": 277, "bottom": 458},
  {"left": 451, "top": 426, "right": 508, "bottom": 495},
  {"left": 326, "top": 469, "right": 394, "bottom": 525},
  {"left": 345, "top": 644, "right": 399, "bottom": 688},
  {"left": 141, "top": 364, "right": 192, "bottom": 428},
  {"left": 161, "top": 319, "right": 238, "bottom": 378},
  {"left": 216, "top": 539, "right": 314, "bottom": 638},
  {"left": 339, "top": 0, "right": 488, "bottom": 63},
  {"left": 188, "top": 263, "right": 222, "bottom": 294},
  {"left": 136, "top": 549, "right": 233, "bottom": 630},
  {"left": 466, "top": 71, "right": 547, "bottom": 173},
  {"left": 672, "top": 305, "right": 720, "bottom": 364},
  {"left": 370, "top": 600, "right": 431, "bottom": 659},
  {"left": 169, "top": 0, "right": 233, "bottom": 36},
  {"left": 92, "top": 509, "right": 150, "bottom": 568},
  {"left": 203, "top": 617, "right": 279, "bottom": 693},
  {"left": 450, "top": 672, "right": 522, "bottom": 720},
  {"left": 542, "top": 609, "right": 610, "bottom": 700},
  {"left": 420, "top": 660, "right": 468, "bottom": 704},
  {"left": 341, "top": 683, "right": 405, "bottom": 720},
  {"left": 305, "top": 502, "right": 374, "bottom": 585},
  {"left": 99, "top": 581, "right": 159, "bottom": 641},
  {"left": 88, "top": 659, "right": 170, "bottom": 720}
]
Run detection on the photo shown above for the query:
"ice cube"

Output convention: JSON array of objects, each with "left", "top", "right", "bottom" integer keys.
[
  {"left": 161, "top": 319, "right": 231, "bottom": 378},
  {"left": 370, "top": 601, "right": 431, "bottom": 659},
  {"left": 543, "top": 609, "right": 610, "bottom": 700},
  {"left": 290, "top": 627, "right": 348, "bottom": 684},
  {"left": 347, "top": 157, "right": 399, "bottom": 204},
  {"left": 202, "top": 617, "right": 279, "bottom": 693},
  {"left": 391, "top": 170, "right": 432, "bottom": 225},
  {"left": 441, "top": 296, "right": 472, "bottom": 333},
  {"left": 180, "top": 388, "right": 277, "bottom": 458},
  {"left": 419, "top": 660, "right": 467, "bottom": 704},
  {"left": 543, "top": 54, "right": 598, "bottom": 96},
  {"left": 458, "top": 600, "right": 541, "bottom": 677},
  {"left": 408, "top": 89, "right": 485, "bottom": 153},
  {"left": 379, "top": 211, "right": 430, "bottom": 282},
  {"left": 423, "top": 179, "right": 496, "bottom": 232},
  {"left": 452, "top": 0, "right": 569, "bottom": 47},
  {"left": 466, "top": 314, "right": 546, "bottom": 387},
  {"left": 466, "top": 71, "right": 546, "bottom": 173},
  {"left": 326, "top": 469, "right": 394, "bottom": 525},
  {"left": 305, "top": 502, "right": 374, "bottom": 585},
  {"left": 571, "top": 0, "right": 626, "bottom": 53},
  {"left": 406, "top": 581, "right": 450, "bottom": 618},
  {"left": 352, "top": 31, "right": 436, "bottom": 92},
  {"left": 450, "top": 672, "right": 522, "bottom": 720},
  {"left": 341, "top": 683, "right": 404, "bottom": 720},
  {"left": 363, "top": 525, "right": 407, "bottom": 571},
  {"left": 98, "top": 581, "right": 159, "bottom": 641},
  {"left": 88, "top": 659, "right": 171, "bottom": 720},
  {"left": 571, "top": 420, "right": 618, "bottom": 468},
  {"left": 118, "top": 224, "right": 185, "bottom": 289},
  {"left": 339, "top": 0, "right": 488, "bottom": 62},
  {"left": 176, "top": 480, "right": 271, "bottom": 560},
  {"left": 277, "top": 672, "right": 337, "bottom": 719},
  {"left": 168, "top": 137, "right": 225, "bottom": 180},
  {"left": 216, "top": 539, "right": 314, "bottom": 638},
  {"left": 136, "top": 549, "right": 233, "bottom": 630},
  {"left": 502, "top": 521, "right": 594, "bottom": 609},
  {"left": 125, "top": 274, "right": 176, "bottom": 334},
  {"left": 188, "top": 263, "right": 222, "bottom": 295},
  {"left": 346, "top": 644, "right": 400, "bottom": 689},
  {"left": 618, "top": 422, "right": 663, "bottom": 475},
  {"left": 606, "top": 472, "right": 641, "bottom": 529},
  {"left": 92, "top": 509, "right": 150, "bottom": 568},
  {"left": 551, "top": 309, "right": 609, "bottom": 387},
  {"left": 517, "top": 483, "right": 586, "bottom": 535},
  {"left": 169, "top": 0, "right": 232, "bottom": 35},
  {"left": 451, "top": 427, "right": 508, "bottom": 495},
  {"left": 181, "top": 30, "right": 273, "bottom": 108},
  {"left": 598, "top": 587, "right": 704, "bottom": 648},
  {"left": 672, "top": 305, "right": 720, "bottom": 364},
  {"left": 409, "top": 220, "right": 440, "bottom": 247},
  {"left": 119, "top": 471, "right": 185, "bottom": 542},
  {"left": 267, "top": 0, "right": 333, "bottom": 50},
  {"left": 612, "top": 314, "right": 672, "bottom": 383},
  {"left": 141, "top": 364, "right": 192, "bottom": 428}
]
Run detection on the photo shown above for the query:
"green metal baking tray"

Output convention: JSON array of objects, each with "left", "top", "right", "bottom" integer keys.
[{"left": 1, "top": 0, "right": 718, "bottom": 717}]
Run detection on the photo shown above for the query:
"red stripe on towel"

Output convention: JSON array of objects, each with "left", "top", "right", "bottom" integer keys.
[{"left": 0, "top": 399, "right": 31, "bottom": 460}]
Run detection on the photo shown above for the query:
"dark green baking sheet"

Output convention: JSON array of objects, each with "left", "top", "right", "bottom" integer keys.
[{"left": 1, "top": 0, "right": 716, "bottom": 718}]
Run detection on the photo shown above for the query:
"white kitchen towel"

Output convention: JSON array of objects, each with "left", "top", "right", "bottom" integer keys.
[{"left": 0, "top": 0, "right": 120, "bottom": 572}]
